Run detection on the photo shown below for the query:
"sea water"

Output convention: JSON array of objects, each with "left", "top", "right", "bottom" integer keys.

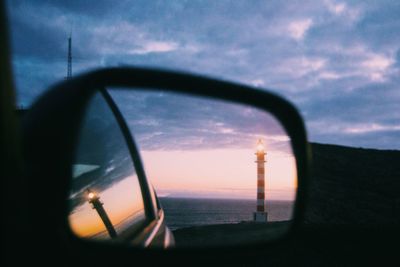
[{"left": 159, "top": 197, "right": 294, "bottom": 230}]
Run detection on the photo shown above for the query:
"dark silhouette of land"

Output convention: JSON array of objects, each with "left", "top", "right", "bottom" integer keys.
[
  {"left": 305, "top": 142, "right": 400, "bottom": 225},
  {"left": 173, "top": 221, "right": 290, "bottom": 247},
  {"left": 172, "top": 143, "right": 400, "bottom": 246}
]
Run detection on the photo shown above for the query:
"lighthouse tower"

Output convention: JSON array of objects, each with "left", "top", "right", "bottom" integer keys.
[{"left": 253, "top": 139, "right": 268, "bottom": 222}]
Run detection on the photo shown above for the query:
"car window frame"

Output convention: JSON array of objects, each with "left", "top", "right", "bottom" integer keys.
[
  {"left": 100, "top": 88, "right": 159, "bottom": 224},
  {"left": 69, "top": 88, "right": 157, "bottom": 241}
]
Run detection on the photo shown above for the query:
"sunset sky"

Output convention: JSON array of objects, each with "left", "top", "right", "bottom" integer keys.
[
  {"left": 110, "top": 89, "right": 297, "bottom": 200},
  {"left": 141, "top": 149, "right": 296, "bottom": 200},
  {"left": 69, "top": 174, "right": 145, "bottom": 238}
]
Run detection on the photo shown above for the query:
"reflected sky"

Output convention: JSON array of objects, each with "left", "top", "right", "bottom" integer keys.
[
  {"left": 109, "top": 89, "right": 292, "bottom": 152},
  {"left": 109, "top": 89, "right": 297, "bottom": 200},
  {"left": 69, "top": 174, "right": 145, "bottom": 238},
  {"left": 142, "top": 149, "right": 296, "bottom": 200},
  {"left": 69, "top": 92, "right": 146, "bottom": 239}
]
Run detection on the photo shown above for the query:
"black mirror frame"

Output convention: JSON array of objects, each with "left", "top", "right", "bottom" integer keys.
[{"left": 22, "top": 67, "right": 310, "bottom": 265}]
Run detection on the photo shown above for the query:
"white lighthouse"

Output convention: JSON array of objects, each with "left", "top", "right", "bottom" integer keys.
[{"left": 253, "top": 139, "right": 268, "bottom": 222}]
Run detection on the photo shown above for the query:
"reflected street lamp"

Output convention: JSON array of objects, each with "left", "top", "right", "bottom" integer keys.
[{"left": 86, "top": 189, "right": 117, "bottom": 238}]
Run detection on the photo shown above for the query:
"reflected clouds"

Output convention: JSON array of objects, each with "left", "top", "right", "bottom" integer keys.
[{"left": 109, "top": 89, "right": 291, "bottom": 153}]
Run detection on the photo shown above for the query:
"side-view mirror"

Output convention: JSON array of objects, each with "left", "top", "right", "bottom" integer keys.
[{"left": 22, "top": 67, "right": 309, "bottom": 263}]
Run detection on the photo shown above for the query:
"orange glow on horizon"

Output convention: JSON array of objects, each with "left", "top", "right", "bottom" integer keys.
[
  {"left": 69, "top": 174, "right": 145, "bottom": 238},
  {"left": 141, "top": 147, "right": 297, "bottom": 201}
]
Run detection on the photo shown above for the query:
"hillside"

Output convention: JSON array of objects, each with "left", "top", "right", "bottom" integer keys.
[{"left": 304, "top": 142, "right": 400, "bottom": 224}]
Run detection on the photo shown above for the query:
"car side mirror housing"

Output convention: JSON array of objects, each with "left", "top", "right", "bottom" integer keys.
[{"left": 22, "top": 67, "right": 309, "bottom": 263}]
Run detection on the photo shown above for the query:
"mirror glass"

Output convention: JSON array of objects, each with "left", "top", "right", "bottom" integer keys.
[
  {"left": 68, "top": 92, "right": 147, "bottom": 241},
  {"left": 108, "top": 88, "right": 298, "bottom": 247}
]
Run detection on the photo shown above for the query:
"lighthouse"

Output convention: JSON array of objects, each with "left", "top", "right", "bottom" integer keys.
[{"left": 253, "top": 139, "right": 268, "bottom": 222}]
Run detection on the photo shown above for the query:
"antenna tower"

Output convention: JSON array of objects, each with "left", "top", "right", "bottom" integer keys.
[{"left": 66, "top": 34, "right": 72, "bottom": 79}]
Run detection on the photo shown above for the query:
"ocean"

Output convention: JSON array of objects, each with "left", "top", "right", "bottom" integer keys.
[{"left": 159, "top": 197, "right": 294, "bottom": 230}]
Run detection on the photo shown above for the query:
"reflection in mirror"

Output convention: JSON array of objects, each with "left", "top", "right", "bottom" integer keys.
[
  {"left": 68, "top": 92, "right": 146, "bottom": 241},
  {"left": 109, "top": 88, "right": 298, "bottom": 247}
]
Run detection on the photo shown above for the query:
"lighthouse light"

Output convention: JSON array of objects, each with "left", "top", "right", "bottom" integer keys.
[
  {"left": 88, "top": 192, "right": 95, "bottom": 199},
  {"left": 256, "top": 140, "right": 264, "bottom": 152},
  {"left": 257, "top": 143, "right": 264, "bottom": 152}
]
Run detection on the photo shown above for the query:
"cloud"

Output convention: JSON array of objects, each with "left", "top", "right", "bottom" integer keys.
[
  {"left": 343, "top": 123, "right": 400, "bottom": 134},
  {"left": 129, "top": 41, "right": 179, "bottom": 55},
  {"left": 317, "top": 71, "right": 341, "bottom": 80},
  {"left": 361, "top": 54, "right": 394, "bottom": 82},
  {"left": 325, "top": 0, "right": 347, "bottom": 15},
  {"left": 324, "top": 0, "right": 362, "bottom": 24},
  {"left": 109, "top": 89, "right": 292, "bottom": 153},
  {"left": 287, "top": 18, "right": 313, "bottom": 41},
  {"left": 362, "top": 54, "right": 393, "bottom": 71},
  {"left": 277, "top": 56, "right": 326, "bottom": 78},
  {"left": 250, "top": 79, "right": 265, "bottom": 87},
  {"left": 88, "top": 22, "right": 182, "bottom": 56},
  {"left": 6, "top": 0, "right": 400, "bottom": 149},
  {"left": 302, "top": 75, "right": 400, "bottom": 149}
]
